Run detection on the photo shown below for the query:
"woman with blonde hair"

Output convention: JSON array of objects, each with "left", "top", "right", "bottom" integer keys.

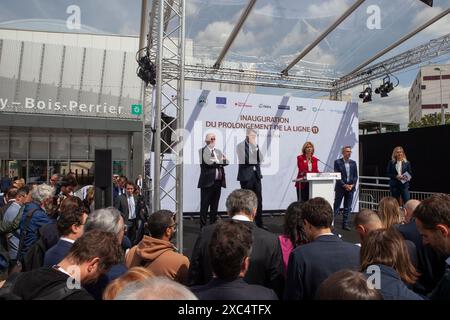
[
  {"left": 295, "top": 141, "right": 319, "bottom": 202},
  {"left": 378, "top": 196, "right": 403, "bottom": 228},
  {"left": 103, "top": 267, "right": 154, "bottom": 300},
  {"left": 386, "top": 146, "right": 411, "bottom": 206},
  {"left": 360, "top": 228, "right": 422, "bottom": 300}
]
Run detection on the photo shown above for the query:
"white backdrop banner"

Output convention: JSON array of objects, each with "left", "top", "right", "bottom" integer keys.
[{"left": 159, "top": 89, "right": 359, "bottom": 214}]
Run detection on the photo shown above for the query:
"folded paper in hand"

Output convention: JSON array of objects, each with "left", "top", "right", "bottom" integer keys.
[{"left": 401, "top": 171, "right": 412, "bottom": 184}]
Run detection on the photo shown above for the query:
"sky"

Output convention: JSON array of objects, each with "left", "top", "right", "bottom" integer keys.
[{"left": 0, "top": 0, "right": 449, "bottom": 129}]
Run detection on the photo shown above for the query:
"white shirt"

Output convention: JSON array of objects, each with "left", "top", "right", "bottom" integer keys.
[
  {"left": 207, "top": 146, "right": 221, "bottom": 179},
  {"left": 344, "top": 159, "right": 351, "bottom": 181},
  {"left": 395, "top": 161, "right": 403, "bottom": 176},
  {"left": 55, "top": 266, "right": 72, "bottom": 277},
  {"left": 127, "top": 195, "right": 136, "bottom": 220},
  {"left": 60, "top": 237, "right": 75, "bottom": 244},
  {"left": 232, "top": 214, "right": 251, "bottom": 222}
]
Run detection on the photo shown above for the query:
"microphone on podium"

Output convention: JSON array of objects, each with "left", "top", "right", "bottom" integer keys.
[{"left": 316, "top": 158, "right": 334, "bottom": 172}]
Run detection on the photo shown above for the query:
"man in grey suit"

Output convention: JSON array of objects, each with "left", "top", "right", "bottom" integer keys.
[
  {"left": 198, "top": 133, "right": 228, "bottom": 229},
  {"left": 236, "top": 129, "right": 264, "bottom": 228},
  {"left": 114, "top": 182, "right": 147, "bottom": 244}
]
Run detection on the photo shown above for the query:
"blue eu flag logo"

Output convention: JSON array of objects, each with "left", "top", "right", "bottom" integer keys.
[{"left": 216, "top": 97, "right": 227, "bottom": 105}]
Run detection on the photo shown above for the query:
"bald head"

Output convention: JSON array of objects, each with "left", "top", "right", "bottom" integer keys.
[
  {"left": 354, "top": 209, "right": 382, "bottom": 243},
  {"left": 404, "top": 199, "right": 420, "bottom": 223}
]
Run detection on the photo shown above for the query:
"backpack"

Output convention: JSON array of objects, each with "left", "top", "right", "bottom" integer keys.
[
  {"left": 13, "top": 207, "right": 39, "bottom": 271},
  {"left": 0, "top": 272, "right": 81, "bottom": 300},
  {"left": 21, "top": 238, "right": 47, "bottom": 272}
]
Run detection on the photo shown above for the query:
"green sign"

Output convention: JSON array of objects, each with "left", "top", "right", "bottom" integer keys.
[{"left": 131, "top": 104, "right": 142, "bottom": 116}]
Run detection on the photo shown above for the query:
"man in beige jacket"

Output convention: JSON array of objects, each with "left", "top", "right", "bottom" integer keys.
[{"left": 125, "top": 210, "right": 189, "bottom": 284}]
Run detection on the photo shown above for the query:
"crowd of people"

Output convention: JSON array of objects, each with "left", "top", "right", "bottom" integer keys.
[{"left": 0, "top": 168, "right": 448, "bottom": 300}]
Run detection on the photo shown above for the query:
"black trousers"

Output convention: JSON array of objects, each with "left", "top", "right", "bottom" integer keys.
[
  {"left": 296, "top": 183, "right": 310, "bottom": 203},
  {"left": 126, "top": 219, "right": 137, "bottom": 245},
  {"left": 240, "top": 172, "right": 263, "bottom": 227},
  {"left": 200, "top": 180, "right": 222, "bottom": 228}
]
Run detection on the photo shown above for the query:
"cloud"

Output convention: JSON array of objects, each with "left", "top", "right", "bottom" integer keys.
[
  {"left": 247, "top": 4, "right": 275, "bottom": 27},
  {"left": 273, "top": 19, "right": 316, "bottom": 56},
  {"left": 195, "top": 20, "right": 259, "bottom": 53},
  {"left": 119, "top": 21, "right": 139, "bottom": 35},
  {"left": 344, "top": 84, "right": 411, "bottom": 129},
  {"left": 412, "top": 6, "right": 450, "bottom": 37},
  {"left": 306, "top": 0, "right": 351, "bottom": 18},
  {"left": 186, "top": 1, "right": 199, "bottom": 17}
]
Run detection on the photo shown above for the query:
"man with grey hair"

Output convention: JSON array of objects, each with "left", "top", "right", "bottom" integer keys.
[
  {"left": 84, "top": 207, "right": 125, "bottom": 245},
  {"left": 115, "top": 276, "right": 197, "bottom": 300},
  {"left": 188, "top": 189, "right": 284, "bottom": 298},
  {"left": 198, "top": 133, "right": 228, "bottom": 229},
  {"left": 333, "top": 145, "right": 358, "bottom": 231},
  {"left": 17, "top": 184, "right": 54, "bottom": 262},
  {"left": 236, "top": 129, "right": 265, "bottom": 228},
  {"left": 82, "top": 206, "right": 127, "bottom": 299},
  {"left": 403, "top": 199, "right": 421, "bottom": 224}
]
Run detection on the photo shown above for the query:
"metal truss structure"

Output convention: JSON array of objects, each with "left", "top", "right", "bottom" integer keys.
[
  {"left": 335, "top": 32, "right": 450, "bottom": 91},
  {"left": 171, "top": 64, "right": 338, "bottom": 92},
  {"left": 144, "top": 0, "right": 449, "bottom": 251},
  {"left": 145, "top": 0, "right": 185, "bottom": 252}
]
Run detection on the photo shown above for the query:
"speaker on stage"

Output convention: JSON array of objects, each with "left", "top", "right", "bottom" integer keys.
[{"left": 95, "top": 149, "right": 112, "bottom": 209}]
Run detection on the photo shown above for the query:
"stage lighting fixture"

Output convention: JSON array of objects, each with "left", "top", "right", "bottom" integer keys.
[
  {"left": 136, "top": 53, "right": 156, "bottom": 86},
  {"left": 359, "top": 85, "right": 372, "bottom": 103},
  {"left": 375, "top": 76, "right": 395, "bottom": 98}
]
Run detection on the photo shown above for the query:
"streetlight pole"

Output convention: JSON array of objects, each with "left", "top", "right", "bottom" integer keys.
[{"left": 434, "top": 67, "right": 445, "bottom": 125}]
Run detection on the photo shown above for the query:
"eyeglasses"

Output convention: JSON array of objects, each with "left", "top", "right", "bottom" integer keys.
[
  {"left": 169, "top": 222, "right": 177, "bottom": 230},
  {"left": 209, "top": 138, "right": 216, "bottom": 141}
]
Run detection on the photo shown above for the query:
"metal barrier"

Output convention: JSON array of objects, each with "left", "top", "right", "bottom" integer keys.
[{"left": 358, "top": 176, "right": 444, "bottom": 210}]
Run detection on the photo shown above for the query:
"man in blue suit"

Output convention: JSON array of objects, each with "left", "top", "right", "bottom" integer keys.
[
  {"left": 333, "top": 146, "right": 358, "bottom": 231},
  {"left": 284, "top": 197, "right": 360, "bottom": 300},
  {"left": 43, "top": 207, "right": 87, "bottom": 267}
]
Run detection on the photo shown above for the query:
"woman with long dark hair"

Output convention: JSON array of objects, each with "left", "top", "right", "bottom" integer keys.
[
  {"left": 279, "top": 201, "right": 309, "bottom": 275},
  {"left": 360, "top": 228, "right": 423, "bottom": 300}
]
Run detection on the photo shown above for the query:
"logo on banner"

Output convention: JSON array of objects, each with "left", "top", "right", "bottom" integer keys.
[
  {"left": 198, "top": 94, "right": 208, "bottom": 106},
  {"left": 258, "top": 104, "right": 271, "bottom": 109},
  {"left": 296, "top": 106, "right": 306, "bottom": 112},
  {"left": 235, "top": 102, "right": 253, "bottom": 108},
  {"left": 278, "top": 105, "right": 290, "bottom": 110},
  {"left": 312, "top": 126, "right": 319, "bottom": 134},
  {"left": 216, "top": 97, "right": 227, "bottom": 108}
]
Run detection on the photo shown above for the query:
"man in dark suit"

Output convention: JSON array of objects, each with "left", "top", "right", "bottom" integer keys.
[
  {"left": 43, "top": 206, "right": 87, "bottom": 267},
  {"left": 198, "top": 133, "right": 228, "bottom": 229},
  {"left": 191, "top": 220, "right": 277, "bottom": 300},
  {"left": 284, "top": 197, "right": 360, "bottom": 300},
  {"left": 188, "top": 189, "right": 284, "bottom": 298},
  {"left": 398, "top": 199, "right": 447, "bottom": 295},
  {"left": 114, "top": 182, "right": 147, "bottom": 245},
  {"left": 413, "top": 194, "right": 450, "bottom": 300},
  {"left": 333, "top": 146, "right": 358, "bottom": 231},
  {"left": 236, "top": 129, "right": 264, "bottom": 228}
]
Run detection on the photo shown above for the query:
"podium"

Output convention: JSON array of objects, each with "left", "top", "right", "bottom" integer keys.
[{"left": 293, "top": 172, "right": 341, "bottom": 207}]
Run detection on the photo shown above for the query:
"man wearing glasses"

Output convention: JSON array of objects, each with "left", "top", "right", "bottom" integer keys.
[
  {"left": 237, "top": 129, "right": 265, "bottom": 229},
  {"left": 197, "top": 133, "right": 229, "bottom": 229}
]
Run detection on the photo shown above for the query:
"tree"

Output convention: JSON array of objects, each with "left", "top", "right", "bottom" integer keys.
[{"left": 408, "top": 113, "right": 450, "bottom": 129}]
